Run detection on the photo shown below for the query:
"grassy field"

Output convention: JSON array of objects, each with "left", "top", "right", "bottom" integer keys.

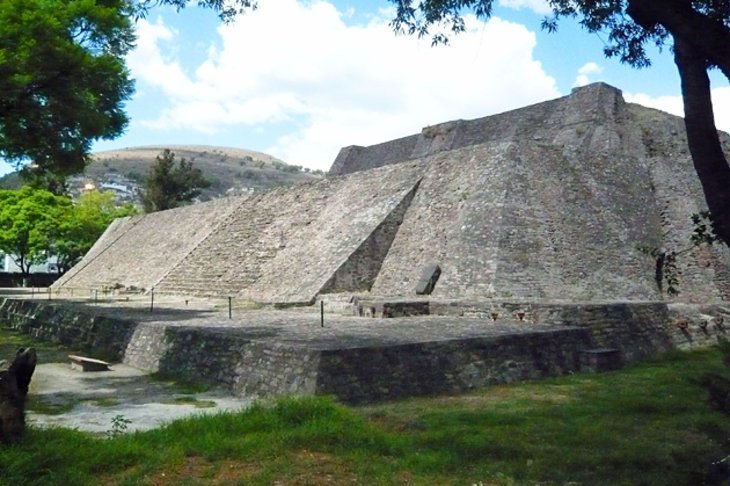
[{"left": 1, "top": 327, "right": 730, "bottom": 485}]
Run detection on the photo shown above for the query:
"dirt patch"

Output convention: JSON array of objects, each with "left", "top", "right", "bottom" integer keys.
[{"left": 27, "top": 362, "right": 252, "bottom": 435}]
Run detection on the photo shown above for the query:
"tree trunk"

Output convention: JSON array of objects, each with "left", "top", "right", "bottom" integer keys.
[
  {"left": 674, "top": 37, "right": 730, "bottom": 247},
  {"left": 0, "top": 347, "right": 37, "bottom": 444}
]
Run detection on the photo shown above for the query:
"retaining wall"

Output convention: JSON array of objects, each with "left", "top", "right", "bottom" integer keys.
[
  {"left": 0, "top": 299, "right": 136, "bottom": 360},
  {"left": 2, "top": 298, "right": 728, "bottom": 404}
]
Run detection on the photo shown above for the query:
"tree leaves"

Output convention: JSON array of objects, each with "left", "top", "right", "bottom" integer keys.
[
  {"left": 0, "top": 0, "right": 135, "bottom": 176},
  {"left": 0, "top": 187, "right": 136, "bottom": 275},
  {"left": 0, "top": 187, "right": 70, "bottom": 275},
  {"left": 141, "top": 149, "right": 211, "bottom": 213}
]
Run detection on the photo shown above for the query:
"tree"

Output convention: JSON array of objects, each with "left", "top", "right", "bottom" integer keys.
[
  {"left": 54, "top": 190, "right": 137, "bottom": 273},
  {"left": 388, "top": 0, "right": 730, "bottom": 247},
  {"left": 0, "top": 187, "right": 70, "bottom": 277},
  {"left": 0, "top": 0, "right": 135, "bottom": 178},
  {"left": 141, "top": 149, "right": 211, "bottom": 213},
  {"left": 136, "top": 0, "right": 256, "bottom": 22}
]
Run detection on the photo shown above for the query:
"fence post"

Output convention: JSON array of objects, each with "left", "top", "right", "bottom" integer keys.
[
  {"left": 321, "top": 300, "right": 324, "bottom": 328},
  {"left": 228, "top": 297, "right": 232, "bottom": 319},
  {"left": 150, "top": 289, "right": 154, "bottom": 312}
]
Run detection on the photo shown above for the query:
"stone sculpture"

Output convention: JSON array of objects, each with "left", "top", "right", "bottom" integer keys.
[{"left": 0, "top": 347, "right": 37, "bottom": 444}]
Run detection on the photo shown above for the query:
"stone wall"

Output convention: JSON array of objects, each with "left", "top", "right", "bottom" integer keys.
[
  {"left": 233, "top": 342, "right": 320, "bottom": 398},
  {"left": 54, "top": 82, "right": 730, "bottom": 305},
  {"left": 0, "top": 299, "right": 136, "bottom": 360},
  {"left": 631, "top": 104, "right": 730, "bottom": 303},
  {"left": 367, "top": 139, "right": 663, "bottom": 301},
  {"left": 236, "top": 162, "right": 424, "bottom": 304},
  {"left": 330, "top": 134, "right": 420, "bottom": 176},
  {"left": 2, "top": 298, "right": 728, "bottom": 404},
  {"left": 52, "top": 216, "right": 139, "bottom": 289},
  {"left": 329, "top": 83, "right": 625, "bottom": 176},
  {"left": 154, "top": 188, "right": 328, "bottom": 297},
  {"left": 320, "top": 182, "right": 420, "bottom": 293},
  {"left": 313, "top": 328, "right": 592, "bottom": 404},
  {"left": 428, "top": 300, "right": 726, "bottom": 357},
  {"left": 53, "top": 197, "right": 242, "bottom": 292}
]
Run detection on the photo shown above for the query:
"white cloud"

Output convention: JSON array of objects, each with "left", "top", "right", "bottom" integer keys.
[
  {"left": 127, "top": 0, "right": 559, "bottom": 170},
  {"left": 573, "top": 62, "right": 603, "bottom": 88},
  {"left": 498, "top": 0, "right": 552, "bottom": 14},
  {"left": 625, "top": 86, "right": 730, "bottom": 133}
]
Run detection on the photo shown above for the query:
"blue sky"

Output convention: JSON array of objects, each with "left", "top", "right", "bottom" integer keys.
[{"left": 1, "top": 0, "right": 729, "bottom": 176}]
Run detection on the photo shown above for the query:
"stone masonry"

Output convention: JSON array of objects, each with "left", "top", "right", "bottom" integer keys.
[
  {"left": 52, "top": 83, "right": 730, "bottom": 305},
  {"left": 30, "top": 83, "right": 730, "bottom": 403},
  {"left": 2, "top": 297, "right": 729, "bottom": 403}
]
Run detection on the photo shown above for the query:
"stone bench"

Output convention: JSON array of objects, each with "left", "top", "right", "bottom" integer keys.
[{"left": 68, "top": 355, "right": 111, "bottom": 372}]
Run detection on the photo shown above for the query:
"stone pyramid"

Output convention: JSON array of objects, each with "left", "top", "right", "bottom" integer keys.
[{"left": 53, "top": 83, "right": 730, "bottom": 305}]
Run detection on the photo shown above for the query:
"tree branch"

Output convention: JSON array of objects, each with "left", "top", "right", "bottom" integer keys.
[{"left": 628, "top": 0, "right": 730, "bottom": 79}]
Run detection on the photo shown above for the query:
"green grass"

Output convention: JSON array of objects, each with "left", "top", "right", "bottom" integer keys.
[{"left": 0, "top": 347, "right": 729, "bottom": 485}]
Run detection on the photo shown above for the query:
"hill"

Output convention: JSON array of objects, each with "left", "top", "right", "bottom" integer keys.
[{"left": 0, "top": 145, "right": 324, "bottom": 203}]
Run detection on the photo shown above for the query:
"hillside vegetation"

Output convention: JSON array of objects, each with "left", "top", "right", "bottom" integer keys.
[{"left": 0, "top": 145, "right": 324, "bottom": 202}]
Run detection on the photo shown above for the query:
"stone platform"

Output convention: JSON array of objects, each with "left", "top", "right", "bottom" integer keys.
[{"left": 1, "top": 293, "right": 727, "bottom": 404}]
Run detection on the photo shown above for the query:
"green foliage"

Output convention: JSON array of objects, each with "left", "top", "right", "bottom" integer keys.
[
  {"left": 53, "top": 189, "right": 137, "bottom": 273},
  {"left": 639, "top": 246, "right": 681, "bottom": 297},
  {"left": 0, "top": 349, "right": 729, "bottom": 484},
  {"left": 388, "top": 1, "right": 729, "bottom": 70},
  {"left": 0, "top": 187, "right": 134, "bottom": 275},
  {"left": 19, "top": 169, "right": 70, "bottom": 196},
  {"left": 136, "top": 0, "right": 256, "bottom": 23},
  {"left": 639, "top": 210, "right": 724, "bottom": 296},
  {"left": 692, "top": 210, "right": 721, "bottom": 246},
  {"left": 698, "top": 338, "right": 730, "bottom": 415},
  {"left": 106, "top": 414, "right": 132, "bottom": 439},
  {"left": 0, "top": 0, "right": 135, "bottom": 176},
  {"left": 140, "top": 149, "right": 211, "bottom": 213},
  {"left": 0, "top": 187, "right": 71, "bottom": 275}
]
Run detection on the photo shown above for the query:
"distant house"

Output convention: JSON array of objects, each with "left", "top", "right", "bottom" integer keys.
[{"left": 1, "top": 253, "right": 60, "bottom": 274}]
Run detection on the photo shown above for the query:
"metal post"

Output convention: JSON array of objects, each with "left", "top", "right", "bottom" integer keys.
[
  {"left": 94, "top": 289, "right": 98, "bottom": 305},
  {"left": 228, "top": 297, "right": 232, "bottom": 319},
  {"left": 150, "top": 289, "right": 154, "bottom": 312},
  {"left": 320, "top": 300, "right": 324, "bottom": 328}
]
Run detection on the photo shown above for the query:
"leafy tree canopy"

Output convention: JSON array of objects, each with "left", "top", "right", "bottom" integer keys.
[
  {"left": 141, "top": 149, "right": 211, "bottom": 213},
  {"left": 389, "top": 1, "right": 730, "bottom": 71},
  {"left": 136, "top": 0, "right": 256, "bottom": 22},
  {"left": 0, "top": 0, "right": 251, "bottom": 186},
  {"left": 0, "top": 187, "right": 70, "bottom": 276},
  {"left": 0, "top": 187, "right": 136, "bottom": 276},
  {"left": 0, "top": 0, "right": 135, "bottom": 178},
  {"left": 54, "top": 189, "right": 137, "bottom": 273}
]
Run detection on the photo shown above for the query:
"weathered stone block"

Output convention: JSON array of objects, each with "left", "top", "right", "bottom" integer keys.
[
  {"left": 579, "top": 348, "right": 622, "bottom": 373},
  {"left": 415, "top": 263, "right": 441, "bottom": 295}
]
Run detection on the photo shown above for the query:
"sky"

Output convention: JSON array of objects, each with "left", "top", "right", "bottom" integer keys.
[{"left": 1, "top": 0, "right": 729, "bottom": 176}]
